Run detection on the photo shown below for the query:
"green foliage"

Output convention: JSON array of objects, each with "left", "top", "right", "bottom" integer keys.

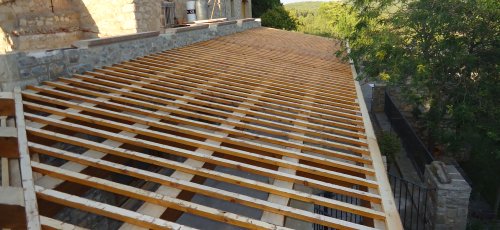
[
  {"left": 261, "top": 6, "right": 299, "bottom": 31},
  {"left": 286, "top": 2, "right": 358, "bottom": 39},
  {"left": 378, "top": 132, "right": 402, "bottom": 160},
  {"left": 347, "top": 0, "right": 500, "bottom": 205},
  {"left": 251, "top": 0, "right": 282, "bottom": 18},
  {"left": 284, "top": 1, "right": 324, "bottom": 12}
]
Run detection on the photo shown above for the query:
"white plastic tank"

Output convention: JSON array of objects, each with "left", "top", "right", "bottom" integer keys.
[
  {"left": 196, "top": 0, "right": 209, "bottom": 20},
  {"left": 186, "top": 1, "right": 197, "bottom": 23}
]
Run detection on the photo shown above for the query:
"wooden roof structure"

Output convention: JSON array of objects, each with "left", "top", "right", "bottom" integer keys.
[{"left": 1, "top": 27, "right": 402, "bottom": 229}]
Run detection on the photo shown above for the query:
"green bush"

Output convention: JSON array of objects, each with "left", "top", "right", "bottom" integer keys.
[
  {"left": 379, "top": 132, "right": 402, "bottom": 160},
  {"left": 261, "top": 6, "right": 298, "bottom": 31}
]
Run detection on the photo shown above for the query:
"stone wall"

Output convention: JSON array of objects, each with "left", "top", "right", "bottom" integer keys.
[
  {"left": 0, "top": 0, "right": 253, "bottom": 52},
  {"left": 425, "top": 161, "right": 471, "bottom": 230},
  {"left": 0, "top": 0, "right": 80, "bottom": 52},
  {"left": 76, "top": 0, "right": 163, "bottom": 39},
  {"left": 135, "top": 0, "right": 163, "bottom": 33},
  {"left": 0, "top": 19, "right": 261, "bottom": 91}
]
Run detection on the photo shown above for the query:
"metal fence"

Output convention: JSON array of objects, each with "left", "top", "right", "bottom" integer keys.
[
  {"left": 388, "top": 173, "right": 433, "bottom": 230},
  {"left": 313, "top": 187, "right": 364, "bottom": 230},
  {"left": 313, "top": 174, "right": 433, "bottom": 230},
  {"left": 384, "top": 92, "right": 434, "bottom": 178}
]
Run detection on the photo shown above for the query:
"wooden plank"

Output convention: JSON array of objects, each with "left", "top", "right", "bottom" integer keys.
[
  {"left": 34, "top": 185, "right": 196, "bottom": 230},
  {"left": 23, "top": 100, "right": 373, "bottom": 176},
  {"left": 86, "top": 69, "right": 365, "bottom": 141},
  {"left": 0, "top": 137, "right": 19, "bottom": 158},
  {"left": 0, "top": 92, "right": 15, "bottom": 116},
  {"left": 260, "top": 115, "right": 307, "bottom": 225},
  {"left": 24, "top": 86, "right": 369, "bottom": 157},
  {"left": 22, "top": 90, "right": 371, "bottom": 166},
  {"left": 45, "top": 79, "right": 368, "bottom": 154},
  {"left": 0, "top": 127, "right": 17, "bottom": 137},
  {"left": 85, "top": 69, "right": 362, "bottom": 130},
  {"left": 40, "top": 216, "right": 89, "bottom": 230},
  {"left": 121, "top": 80, "right": 228, "bottom": 230},
  {"left": 351, "top": 64, "right": 403, "bottom": 229},
  {"left": 1, "top": 158, "right": 9, "bottom": 186},
  {"left": 0, "top": 186, "right": 24, "bottom": 206},
  {"left": 62, "top": 75, "right": 365, "bottom": 133},
  {"left": 152, "top": 48, "right": 354, "bottom": 91},
  {"left": 108, "top": 63, "right": 363, "bottom": 126},
  {"left": 146, "top": 51, "right": 356, "bottom": 98},
  {"left": 29, "top": 143, "right": 377, "bottom": 230},
  {"left": 33, "top": 80, "right": 364, "bottom": 142},
  {"left": 16, "top": 28, "right": 402, "bottom": 229},
  {"left": 24, "top": 112, "right": 379, "bottom": 190},
  {"left": 13, "top": 87, "right": 41, "bottom": 230},
  {"left": 32, "top": 162, "right": 291, "bottom": 230},
  {"left": 26, "top": 129, "right": 385, "bottom": 219}
]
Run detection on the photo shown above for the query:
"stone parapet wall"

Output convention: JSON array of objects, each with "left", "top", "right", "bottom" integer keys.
[
  {"left": 0, "top": 19, "right": 261, "bottom": 91},
  {"left": 425, "top": 161, "right": 471, "bottom": 230}
]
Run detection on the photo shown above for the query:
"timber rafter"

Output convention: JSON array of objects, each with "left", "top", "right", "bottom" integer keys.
[{"left": 16, "top": 28, "right": 401, "bottom": 229}]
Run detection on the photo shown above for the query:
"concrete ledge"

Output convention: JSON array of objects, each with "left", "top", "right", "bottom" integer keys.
[
  {"left": 72, "top": 31, "right": 160, "bottom": 48},
  {"left": 171, "top": 24, "right": 210, "bottom": 33},
  {"left": 240, "top": 18, "right": 256, "bottom": 22},
  {"left": 194, "top": 18, "right": 228, "bottom": 24},
  {"left": 211, "top": 20, "right": 238, "bottom": 27}
]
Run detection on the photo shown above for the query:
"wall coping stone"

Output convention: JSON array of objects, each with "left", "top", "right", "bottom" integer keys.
[
  {"left": 168, "top": 24, "right": 210, "bottom": 34},
  {"left": 240, "top": 18, "right": 256, "bottom": 22},
  {"left": 209, "top": 20, "right": 238, "bottom": 27},
  {"left": 72, "top": 31, "right": 160, "bottom": 48}
]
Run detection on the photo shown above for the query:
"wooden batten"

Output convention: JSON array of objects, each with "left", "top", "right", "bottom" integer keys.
[{"left": 7, "top": 28, "right": 402, "bottom": 229}]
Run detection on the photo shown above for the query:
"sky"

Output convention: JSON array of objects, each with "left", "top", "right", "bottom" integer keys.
[{"left": 281, "top": 0, "right": 333, "bottom": 4}]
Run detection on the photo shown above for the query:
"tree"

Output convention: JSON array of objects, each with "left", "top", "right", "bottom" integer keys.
[
  {"left": 347, "top": 0, "right": 500, "bottom": 214},
  {"left": 252, "top": 0, "right": 281, "bottom": 18},
  {"left": 285, "top": 2, "right": 357, "bottom": 38},
  {"left": 261, "top": 6, "right": 298, "bottom": 31}
]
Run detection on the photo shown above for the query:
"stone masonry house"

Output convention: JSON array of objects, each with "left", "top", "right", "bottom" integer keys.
[{"left": 0, "top": 0, "right": 252, "bottom": 52}]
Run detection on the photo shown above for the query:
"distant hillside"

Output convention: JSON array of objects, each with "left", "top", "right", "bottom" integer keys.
[{"left": 284, "top": 2, "right": 324, "bottom": 12}]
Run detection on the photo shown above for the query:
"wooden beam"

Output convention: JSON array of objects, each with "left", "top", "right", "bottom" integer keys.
[
  {"left": 14, "top": 87, "right": 41, "bottom": 230},
  {"left": 29, "top": 143, "right": 377, "bottom": 230},
  {"left": 32, "top": 162, "right": 291, "bottom": 230},
  {"left": 25, "top": 115, "right": 381, "bottom": 202},
  {"left": 0, "top": 92, "right": 14, "bottom": 116},
  {"left": 1, "top": 157, "right": 9, "bottom": 186},
  {"left": 34, "top": 185, "right": 195, "bottom": 230},
  {"left": 351, "top": 64, "right": 403, "bottom": 229},
  {"left": 40, "top": 216, "right": 89, "bottom": 230},
  {"left": 23, "top": 100, "right": 373, "bottom": 177},
  {"left": 23, "top": 88, "right": 370, "bottom": 164},
  {"left": 26, "top": 129, "right": 384, "bottom": 219}
]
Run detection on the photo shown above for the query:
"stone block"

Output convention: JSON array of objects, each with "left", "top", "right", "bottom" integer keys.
[
  {"left": 49, "top": 63, "right": 65, "bottom": 78},
  {"left": 32, "top": 65, "right": 48, "bottom": 76},
  {"left": 425, "top": 161, "right": 471, "bottom": 230},
  {"left": 68, "top": 63, "right": 92, "bottom": 74},
  {"left": 18, "top": 55, "right": 38, "bottom": 67},
  {"left": 19, "top": 68, "right": 32, "bottom": 79}
]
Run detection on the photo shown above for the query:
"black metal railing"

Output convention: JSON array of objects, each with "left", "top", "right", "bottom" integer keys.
[
  {"left": 313, "top": 188, "right": 364, "bottom": 230},
  {"left": 313, "top": 174, "right": 433, "bottom": 230},
  {"left": 388, "top": 173, "right": 433, "bottom": 230},
  {"left": 384, "top": 91, "right": 434, "bottom": 178}
]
